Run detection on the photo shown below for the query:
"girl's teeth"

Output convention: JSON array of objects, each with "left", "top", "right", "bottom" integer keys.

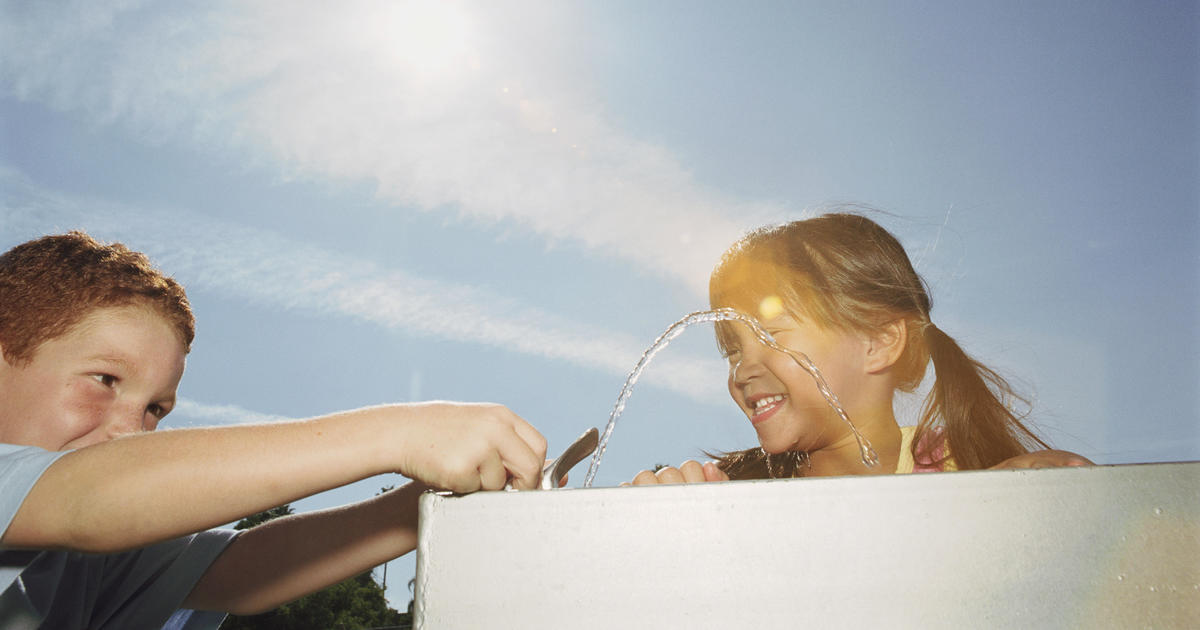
[{"left": 754, "top": 394, "right": 784, "bottom": 410}]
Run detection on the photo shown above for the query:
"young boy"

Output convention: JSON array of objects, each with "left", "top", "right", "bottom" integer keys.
[{"left": 0, "top": 232, "right": 547, "bottom": 628}]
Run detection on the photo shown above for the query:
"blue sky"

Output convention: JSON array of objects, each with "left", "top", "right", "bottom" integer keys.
[{"left": 2, "top": 0, "right": 1197, "bottom": 608}]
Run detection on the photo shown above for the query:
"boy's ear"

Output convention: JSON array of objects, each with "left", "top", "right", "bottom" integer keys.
[{"left": 864, "top": 319, "right": 907, "bottom": 374}]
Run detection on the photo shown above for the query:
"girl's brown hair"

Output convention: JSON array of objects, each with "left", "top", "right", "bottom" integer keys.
[
  {"left": 0, "top": 231, "right": 195, "bottom": 365},
  {"left": 709, "top": 213, "right": 1048, "bottom": 473}
]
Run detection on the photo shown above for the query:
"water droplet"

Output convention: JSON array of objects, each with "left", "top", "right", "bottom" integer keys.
[
  {"left": 1154, "top": 507, "right": 1163, "bottom": 516},
  {"left": 1149, "top": 585, "right": 1157, "bottom": 592},
  {"left": 1117, "top": 574, "right": 1126, "bottom": 581}
]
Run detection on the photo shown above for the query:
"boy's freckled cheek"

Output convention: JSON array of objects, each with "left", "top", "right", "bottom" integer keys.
[{"left": 58, "top": 384, "right": 108, "bottom": 439}]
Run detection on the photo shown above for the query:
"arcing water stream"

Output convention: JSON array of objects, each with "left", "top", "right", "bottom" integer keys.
[{"left": 582, "top": 308, "right": 879, "bottom": 487}]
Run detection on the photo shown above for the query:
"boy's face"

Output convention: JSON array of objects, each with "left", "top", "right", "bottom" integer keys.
[{"left": 0, "top": 304, "right": 186, "bottom": 451}]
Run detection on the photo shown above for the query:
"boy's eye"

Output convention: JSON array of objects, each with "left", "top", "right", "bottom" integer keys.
[{"left": 91, "top": 373, "right": 118, "bottom": 388}]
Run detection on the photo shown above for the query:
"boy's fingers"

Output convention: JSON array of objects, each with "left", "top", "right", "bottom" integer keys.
[
  {"left": 497, "top": 409, "right": 547, "bottom": 490},
  {"left": 478, "top": 452, "right": 507, "bottom": 491},
  {"left": 501, "top": 454, "right": 540, "bottom": 490},
  {"left": 506, "top": 412, "right": 548, "bottom": 462},
  {"left": 496, "top": 429, "right": 543, "bottom": 490}
]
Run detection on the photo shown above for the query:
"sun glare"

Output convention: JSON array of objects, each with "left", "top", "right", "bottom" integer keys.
[
  {"left": 357, "top": 1, "right": 476, "bottom": 78},
  {"left": 759, "top": 295, "right": 785, "bottom": 320}
]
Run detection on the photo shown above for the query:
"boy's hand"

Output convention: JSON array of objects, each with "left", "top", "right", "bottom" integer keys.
[
  {"left": 624, "top": 460, "right": 729, "bottom": 486},
  {"left": 394, "top": 402, "right": 547, "bottom": 492},
  {"left": 990, "top": 449, "right": 1094, "bottom": 470}
]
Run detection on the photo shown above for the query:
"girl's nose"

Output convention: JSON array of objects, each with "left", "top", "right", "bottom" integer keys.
[{"left": 730, "top": 351, "right": 767, "bottom": 385}]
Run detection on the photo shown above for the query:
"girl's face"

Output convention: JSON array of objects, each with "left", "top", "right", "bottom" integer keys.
[
  {"left": 722, "top": 306, "right": 872, "bottom": 454},
  {"left": 0, "top": 304, "right": 186, "bottom": 451}
]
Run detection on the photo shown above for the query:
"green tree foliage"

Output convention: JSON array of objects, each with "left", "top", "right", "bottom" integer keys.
[
  {"left": 219, "top": 503, "right": 412, "bottom": 630},
  {"left": 220, "top": 571, "right": 407, "bottom": 630},
  {"left": 232, "top": 504, "right": 295, "bottom": 530}
]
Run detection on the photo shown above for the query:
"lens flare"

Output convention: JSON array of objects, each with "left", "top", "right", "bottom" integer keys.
[{"left": 758, "top": 295, "right": 784, "bottom": 320}]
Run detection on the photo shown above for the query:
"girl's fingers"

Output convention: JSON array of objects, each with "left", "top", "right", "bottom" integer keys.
[
  {"left": 703, "top": 461, "right": 729, "bottom": 482},
  {"left": 991, "top": 449, "right": 1095, "bottom": 470},
  {"left": 631, "top": 469, "right": 659, "bottom": 485},
  {"left": 654, "top": 466, "right": 685, "bottom": 485},
  {"left": 629, "top": 461, "right": 728, "bottom": 486},
  {"left": 678, "top": 460, "right": 706, "bottom": 483}
]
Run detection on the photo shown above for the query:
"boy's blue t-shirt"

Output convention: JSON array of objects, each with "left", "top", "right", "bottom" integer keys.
[{"left": 0, "top": 443, "right": 238, "bottom": 629}]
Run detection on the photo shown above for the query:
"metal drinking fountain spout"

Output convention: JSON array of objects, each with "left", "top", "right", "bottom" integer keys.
[{"left": 540, "top": 427, "right": 599, "bottom": 489}]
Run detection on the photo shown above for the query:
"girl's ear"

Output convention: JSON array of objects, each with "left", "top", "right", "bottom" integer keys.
[{"left": 864, "top": 319, "right": 907, "bottom": 374}]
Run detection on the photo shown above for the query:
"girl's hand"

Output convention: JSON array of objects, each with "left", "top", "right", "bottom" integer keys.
[
  {"left": 625, "top": 460, "right": 730, "bottom": 486},
  {"left": 990, "top": 449, "right": 1094, "bottom": 470},
  {"left": 392, "top": 402, "right": 547, "bottom": 492}
]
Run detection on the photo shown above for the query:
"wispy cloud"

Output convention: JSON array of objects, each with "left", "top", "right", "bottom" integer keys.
[
  {"left": 170, "top": 397, "right": 293, "bottom": 428},
  {"left": 0, "top": 168, "right": 730, "bottom": 403},
  {"left": 0, "top": 0, "right": 782, "bottom": 295}
]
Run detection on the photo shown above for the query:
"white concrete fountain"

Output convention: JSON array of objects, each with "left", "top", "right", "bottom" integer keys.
[{"left": 415, "top": 461, "right": 1199, "bottom": 629}]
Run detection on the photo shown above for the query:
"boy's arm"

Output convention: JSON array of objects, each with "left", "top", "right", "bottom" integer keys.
[
  {"left": 2, "top": 402, "right": 545, "bottom": 553},
  {"left": 183, "top": 481, "right": 427, "bottom": 615}
]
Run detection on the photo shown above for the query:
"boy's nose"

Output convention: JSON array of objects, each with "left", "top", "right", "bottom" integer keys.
[{"left": 104, "top": 405, "right": 148, "bottom": 438}]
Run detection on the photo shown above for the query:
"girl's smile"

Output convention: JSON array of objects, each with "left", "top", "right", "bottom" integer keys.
[{"left": 747, "top": 393, "right": 787, "bottom": 425}]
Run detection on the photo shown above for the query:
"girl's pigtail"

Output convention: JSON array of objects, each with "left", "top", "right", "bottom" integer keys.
[{"left": 917, "top": 324, "right": 1049, "bottom": 469}]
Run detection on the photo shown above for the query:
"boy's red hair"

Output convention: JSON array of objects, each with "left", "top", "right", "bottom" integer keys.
[{"left": 0, "top": 231, "right": 194, "bottom": 364}]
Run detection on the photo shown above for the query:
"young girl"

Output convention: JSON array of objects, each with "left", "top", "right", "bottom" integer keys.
[{"left": 632, "top": 213, "right": 1091, "bottom": 485}]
